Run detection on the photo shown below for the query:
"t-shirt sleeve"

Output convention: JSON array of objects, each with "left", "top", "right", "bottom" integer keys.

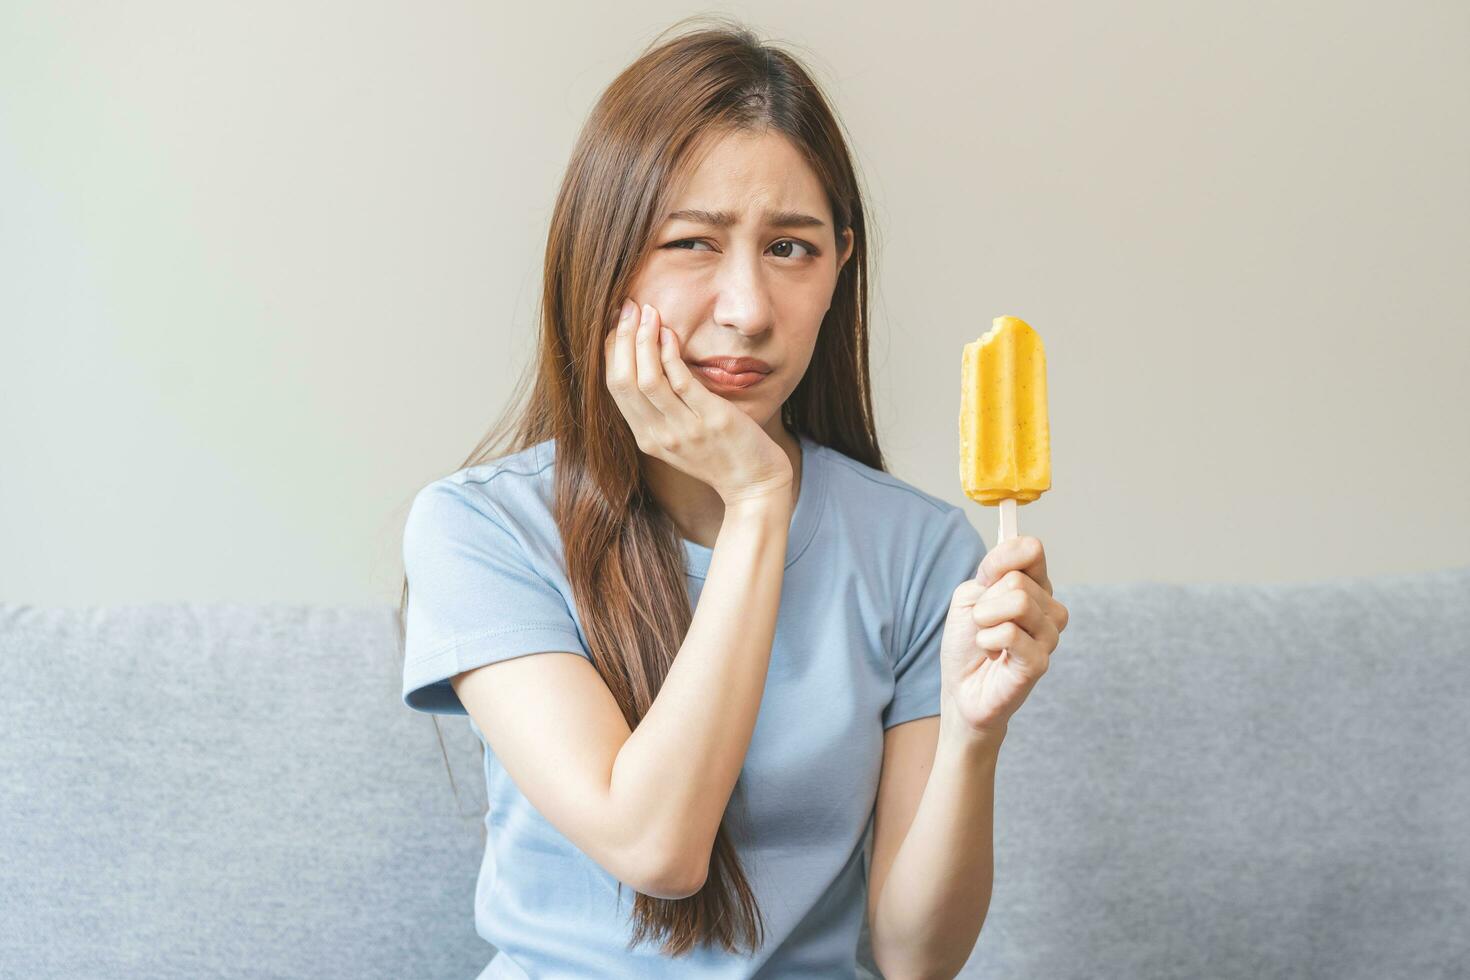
[
  {"left": 400, "top": 478, "right": 589, "bottom": 716},
  {"left": 883, "top": 505, "right": 988, "bottom": 730}
]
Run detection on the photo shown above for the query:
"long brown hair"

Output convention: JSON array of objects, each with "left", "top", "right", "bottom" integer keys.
[{"left": 398, "top": 14, "right": 885, "bottom": 958}]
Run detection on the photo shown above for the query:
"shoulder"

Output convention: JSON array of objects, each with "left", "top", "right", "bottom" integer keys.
[
  {"left": 815, "top": 440, "right": 979, "bottom": 549},
  {"left": 406, "top": 438, "right": 560, "bottom": 553}
]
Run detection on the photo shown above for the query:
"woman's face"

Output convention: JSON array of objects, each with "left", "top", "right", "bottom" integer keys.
[{"left": 624, "top": 129, "right": 854, "bottom": 429}]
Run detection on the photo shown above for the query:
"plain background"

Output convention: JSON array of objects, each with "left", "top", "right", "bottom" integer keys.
[{"left": 2, "top": 1, "right": 1465, "bottom": 605}]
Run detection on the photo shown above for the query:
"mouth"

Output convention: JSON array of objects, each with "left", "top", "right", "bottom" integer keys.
[
  {"left": 687, "top": 357, "right": 776, "bottom": 387},
  {"left": 690, "top": 364, "right": 770, "bottom": 390}
]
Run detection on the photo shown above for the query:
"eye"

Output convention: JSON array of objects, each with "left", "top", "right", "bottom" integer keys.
[
  {"left": 663, "top": 238, "right": 819, "bottom": 260},
  {"left": 771, "top": 239, "right": 818, "bottom": 259}
]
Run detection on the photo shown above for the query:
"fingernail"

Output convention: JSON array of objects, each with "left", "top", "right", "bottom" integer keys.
[
  {"left": 660, "top": 327, "right": 672, "bottom": 346},
  {"left": 641, "top": 303, "right": 653, "bottom": 323},
  {"left": 619, "top": 299, "right": 636, "bottom": 322}
]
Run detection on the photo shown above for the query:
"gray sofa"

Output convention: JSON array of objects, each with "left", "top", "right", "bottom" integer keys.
[{"left": 4, "top": 564, "right": 1467, "bottom": 979}]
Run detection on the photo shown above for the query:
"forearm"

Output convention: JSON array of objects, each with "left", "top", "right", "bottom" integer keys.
[
  {"left": 870, "top": 726, "right": 1003, "bottom": 980},
  {"left": 609, "top": 491, "right": 791, "bottom": 878}
]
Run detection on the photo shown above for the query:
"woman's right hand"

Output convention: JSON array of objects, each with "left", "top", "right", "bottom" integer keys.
[{"left": 604, "top": 298, "right": 794, "bottom": 506}]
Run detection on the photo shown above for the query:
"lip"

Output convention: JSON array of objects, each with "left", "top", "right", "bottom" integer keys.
[
  {"left": 692, "top": 356, "right": 773, "bottom": 375},
  {"left": 690, "top": 356, "right": 773, "bottom": 392},
  {"left": 690, "top": 359, "right": 776, "bottom": 390}
]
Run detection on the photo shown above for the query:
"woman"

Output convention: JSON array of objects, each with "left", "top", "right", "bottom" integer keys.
[{"left": 399, "top": 17, "right": 1069, "bottom": 979}]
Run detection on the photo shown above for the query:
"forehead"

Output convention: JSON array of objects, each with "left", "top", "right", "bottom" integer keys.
[{"left": 665, "top": 129, "right": 829, "bottom": 224}]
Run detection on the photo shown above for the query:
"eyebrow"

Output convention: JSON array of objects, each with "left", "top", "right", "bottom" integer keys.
[{"left": 664, "top": 207, "right": 827, "bottom": 230}]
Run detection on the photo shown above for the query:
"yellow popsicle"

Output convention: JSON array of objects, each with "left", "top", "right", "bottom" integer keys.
[{"left": 959, "top": 316, "right": 1051, "bottom": 507}]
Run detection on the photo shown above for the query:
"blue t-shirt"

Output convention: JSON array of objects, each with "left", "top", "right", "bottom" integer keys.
[{"left": 401, "top": 431, "right": 987, "bottom": 978}]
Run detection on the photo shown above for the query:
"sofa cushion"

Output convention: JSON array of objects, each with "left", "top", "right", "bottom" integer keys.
[{"left": 2, "top": 564, "right": 1467, "bottom": 978}]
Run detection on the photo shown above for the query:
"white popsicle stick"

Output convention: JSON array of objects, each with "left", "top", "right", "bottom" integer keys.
[{"left": 997, "top": 497, "right": 1017, "bottom": 548}]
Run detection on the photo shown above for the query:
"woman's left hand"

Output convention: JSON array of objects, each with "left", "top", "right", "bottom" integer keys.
[{"left": 937, "top": 535, "right": 1069, "bottom": 743}]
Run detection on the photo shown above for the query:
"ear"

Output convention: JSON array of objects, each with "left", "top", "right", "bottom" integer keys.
[{"left": 837, "top": 226, "right": 854, "bottom": 273}]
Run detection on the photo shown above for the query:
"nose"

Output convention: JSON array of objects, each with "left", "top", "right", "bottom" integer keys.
[{"left": 710, "top": 249, "right": 776, "bottom": 337}]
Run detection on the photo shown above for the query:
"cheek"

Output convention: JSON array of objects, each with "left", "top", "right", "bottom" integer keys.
[
  {"left": 782, "top": 279, "right": 835, "bottom": 318},
  {"left": 635, "top": 277, "right": 699, "bottom": 321},
  {"left": 778, "top": 293, "right": 828, "bottom": 340}
]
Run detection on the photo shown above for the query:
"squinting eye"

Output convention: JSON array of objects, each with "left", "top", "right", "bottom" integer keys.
[{"left": 664, "top": 238, "right": 819, "bottom": 260}]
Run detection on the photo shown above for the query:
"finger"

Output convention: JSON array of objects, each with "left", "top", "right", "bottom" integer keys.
[
  {"left": 605, "top": 299, "right": 661, "bottom": 433},
  {"left": 975, "top": 618, "right": 1049, "bottom": 673},
  {"left": 657, "top": 322, "right": 723, "bottom": 419},
  {"left": 633, "top": 304, "right": 695, "bottom": 423},
  {"left": 978, "top": 536, "right": 1052, "bottom": 594},
  {"left": 972, "top": 587, "right": 1051, "bottom": 643},
  {"left": 978, "top": 536, "right": 1047, "bottom": 590},
  {"left": 980, "top": 568, "right": 1068, "bottom": 632}
]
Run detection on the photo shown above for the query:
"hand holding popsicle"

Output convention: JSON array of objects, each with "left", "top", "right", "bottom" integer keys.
[{"left": 937, "top": 316, "right": 1067, "bottom": 742}]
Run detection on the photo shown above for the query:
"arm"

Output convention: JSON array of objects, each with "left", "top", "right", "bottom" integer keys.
[
  {"left": 609, "top": 490, "right": 792, "bottom": 895},
  {"left": 446, "top": 297, "right": 800, "bottom": 898},
  {"left": 452, "top": 489, "right": 791, "bottom": 901},
  {"left": 867, "top": 717, "right": 1002, "bottom": 980}
]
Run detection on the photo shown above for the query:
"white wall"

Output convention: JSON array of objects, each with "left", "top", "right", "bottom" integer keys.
[{"left": 3, "top": 1, "right": 1465, "bottom": 604}]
